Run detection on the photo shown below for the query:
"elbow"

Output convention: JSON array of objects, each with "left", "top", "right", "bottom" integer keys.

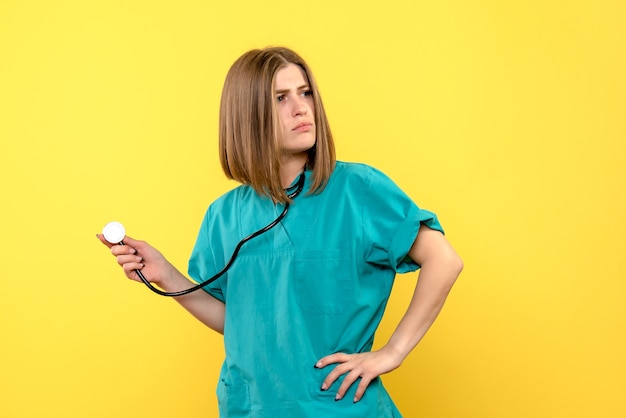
[
  {"left": 451, "top": 252, "right": 464, "bottom": 278},
  {"left": 440, "top": 251, "right": 463, "bottom": 288}
]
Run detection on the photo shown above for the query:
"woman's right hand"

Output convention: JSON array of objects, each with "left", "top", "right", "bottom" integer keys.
[
  {"left": 97, "top": 232, "right": 226, "bottom": 333},
  {"left": 97, "top": 234, "right": 174, "bottom": 287}
]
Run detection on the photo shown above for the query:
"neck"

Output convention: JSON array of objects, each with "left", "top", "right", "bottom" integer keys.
[{"left": 280, "top": 153, "right": 308, "bottom": 187}]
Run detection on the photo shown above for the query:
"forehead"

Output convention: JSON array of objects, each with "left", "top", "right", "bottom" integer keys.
[{"left": 274, "top": 63, "right": 309, "bottom": 89}]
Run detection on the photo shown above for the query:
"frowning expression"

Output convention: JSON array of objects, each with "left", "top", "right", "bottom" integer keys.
[{"left": 274, "top": 64, "right": 316, "bottom": 160}]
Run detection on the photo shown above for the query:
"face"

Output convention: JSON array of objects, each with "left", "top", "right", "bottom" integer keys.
[{"left": 274, "top": 63, "right": 316, "bottom": 164}]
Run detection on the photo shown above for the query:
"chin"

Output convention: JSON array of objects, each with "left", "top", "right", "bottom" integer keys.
[{"left": 284, "top": 137, "right": 316, "bottom": 154}]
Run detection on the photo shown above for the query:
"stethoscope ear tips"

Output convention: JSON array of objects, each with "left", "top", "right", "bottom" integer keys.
[{"left": 102, "top": 221, "right": 126, "bottom": 244}]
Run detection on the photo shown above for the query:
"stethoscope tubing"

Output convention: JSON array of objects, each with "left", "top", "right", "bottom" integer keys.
[{"left": 128, "top": 171, "right": 305, "bottom": 297}]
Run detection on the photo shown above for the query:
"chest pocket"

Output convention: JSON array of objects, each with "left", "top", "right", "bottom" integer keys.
[{"left": 294, "top": 249, "right": 353, "bottom": 315}]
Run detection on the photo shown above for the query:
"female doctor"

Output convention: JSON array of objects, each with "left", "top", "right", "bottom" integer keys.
[{"left": 98, "top": 46, "right": 463, "bottom": 417}]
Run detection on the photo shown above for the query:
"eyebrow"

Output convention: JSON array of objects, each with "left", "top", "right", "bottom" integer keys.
[{"left": 275, "top": 84, "right": 310, "bottom": 94}]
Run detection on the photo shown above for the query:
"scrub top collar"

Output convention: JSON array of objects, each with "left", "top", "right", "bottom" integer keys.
[{"left": 284, "top": 166, "right": 309, "bottom": 195}]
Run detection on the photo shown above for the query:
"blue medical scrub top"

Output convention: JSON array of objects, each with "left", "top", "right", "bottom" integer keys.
[{"left": 188, "top": 162, "right": 443, "bottom": 418}]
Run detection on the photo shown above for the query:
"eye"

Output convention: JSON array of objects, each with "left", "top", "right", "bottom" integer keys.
[
  {"left": 276, "top": 94, "right": 285, "bottom": 102},
  {"left": 302, "top": 90, "right": 313, "bottom": 98}
]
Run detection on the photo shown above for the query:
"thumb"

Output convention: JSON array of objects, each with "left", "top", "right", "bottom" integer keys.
[
  {"left": 120, "top": 235, "right": 142, "bottom": 247},
  {"left": 121, "top": 236, "right": 157, "bottom": 258}
]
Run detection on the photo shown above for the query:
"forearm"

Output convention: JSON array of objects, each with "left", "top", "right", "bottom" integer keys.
[
  {"left": 315, "top": 255, "right": 462, "bottom": 402},
  {"left": 384, "top": 253, "right": 463, "bottom": 362},
  {"left": 159, "top": 270, "right": 226, "bottom": 334},
  {"left": 101, "top": 234, "right": 226, "bottom": 334}
]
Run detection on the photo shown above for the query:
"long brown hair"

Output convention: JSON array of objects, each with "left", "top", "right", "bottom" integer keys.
[{"left": 219, "top": 47, "right": 335, "bottom": 203}]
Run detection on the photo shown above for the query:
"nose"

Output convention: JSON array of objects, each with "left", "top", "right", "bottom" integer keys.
[{"left": 291, "top": 96, "right": 308, "bottom": 117}]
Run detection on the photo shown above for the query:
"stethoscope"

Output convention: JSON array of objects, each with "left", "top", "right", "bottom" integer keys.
[{"left": 102, "top": 171, "right": 306, "bottom": 297}]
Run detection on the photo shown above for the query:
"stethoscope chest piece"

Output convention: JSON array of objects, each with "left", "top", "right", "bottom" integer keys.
[{"left": 102, "top": 221, "right": 126, "bottom": 244}]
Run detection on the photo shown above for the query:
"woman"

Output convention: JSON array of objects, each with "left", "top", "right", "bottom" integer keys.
[{"left": 98, "top": 46, "right": 463, "bottom": 417}]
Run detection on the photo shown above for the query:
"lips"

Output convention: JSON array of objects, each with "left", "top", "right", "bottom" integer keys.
[{"left": 292, "top": 122, "right": 313, "bottom": 131}]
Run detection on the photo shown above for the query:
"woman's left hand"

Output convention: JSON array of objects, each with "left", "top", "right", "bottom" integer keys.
[{"left": 315, "top": 346, "right": 404, "bottom": 402}]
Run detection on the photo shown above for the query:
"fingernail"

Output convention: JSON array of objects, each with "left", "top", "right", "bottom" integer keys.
[
  {"left": 335, "top": 395, "right": 342, "bottom": 401},
  {"left": 353, "top": 397, "right": 358, "bottom": 403},
  {"left": 320, "top": 383, "right": 327, "bottom": 390},
  {"left": 315, "top": 361, "right": 322, "bottom": 368}
]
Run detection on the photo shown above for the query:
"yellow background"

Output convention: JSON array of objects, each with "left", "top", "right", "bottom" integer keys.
[{"left": 1, "top": 1, "right": 624, "bottom": 417}]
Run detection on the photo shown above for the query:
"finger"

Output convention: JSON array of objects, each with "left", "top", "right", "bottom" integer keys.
[
  {"left": 116, "top": 254, "right": 143, "bottom": 267},
  {"left": 111, "top": 244, "right": 137, "bottom": 257},
  {"left": 352, "top": 376, "right": 372, "bottom": 403},
  {"left": 122, "top": 260, "right": 145, "bottom": 276},
  {"left": 96, "top": 233, "right": 114, "bottom": 249},
  {"left": 335, "top": 369, "right": 362, "bottom": 401},
  {"left": 321, "top": 362, "right": 352, "bottom": 391},
  {"left": 316, "top": 352, "right": 350, "bottom": 368}
]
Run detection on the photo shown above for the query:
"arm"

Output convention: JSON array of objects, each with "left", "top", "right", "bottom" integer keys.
[
  {"left": 316, "top": 225, "right": 463, "bottom": 402},
  {"left": 97, "top": 234, "right": 225, "bottom": 334}
]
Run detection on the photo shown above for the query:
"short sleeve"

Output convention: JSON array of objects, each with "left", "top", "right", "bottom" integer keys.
[
  {"left": 187, "top": 206, "right": 225, "bottom": 302},
  {"left": 361, "top": 166, "right": 443, "bottom": 273}
]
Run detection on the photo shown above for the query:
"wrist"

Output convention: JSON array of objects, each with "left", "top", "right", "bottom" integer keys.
[
  {"left": 157, "top": 268, "right": 192, "bottom": 292},
  {"left": 380, "top": 343, "right": 408, "bottom": 369}
]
